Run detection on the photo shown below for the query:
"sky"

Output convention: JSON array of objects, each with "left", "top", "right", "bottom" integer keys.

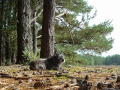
[{"left": 86, "top": 0, "right": 120, "bottom": 56}]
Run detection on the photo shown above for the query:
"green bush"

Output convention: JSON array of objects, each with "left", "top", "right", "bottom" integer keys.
[{"left": 23, "top": 48, "right": 40, "bottom": 63}]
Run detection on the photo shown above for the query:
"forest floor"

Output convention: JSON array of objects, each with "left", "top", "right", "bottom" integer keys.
[{"left": 0, "top": 65, "right": 120, "bottom": 90}]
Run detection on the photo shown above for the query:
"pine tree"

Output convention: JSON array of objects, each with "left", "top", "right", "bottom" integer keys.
[
  {"left": 40, "top": 0, "right": 55, "bottom": 58},
  {"left": 17, "top": 0, "right": 33, "bottom": 64},
  {"left": 55, "top": 0, "right": 113, "bottom": 55}
]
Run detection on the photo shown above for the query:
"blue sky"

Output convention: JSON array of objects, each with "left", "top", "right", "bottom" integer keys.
[{"left": 86, "top": 0, "right": 120, "bottom": 56}]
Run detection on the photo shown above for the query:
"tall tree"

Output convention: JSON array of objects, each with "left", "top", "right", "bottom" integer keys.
[
  {"left": 40, "top": 0, "right": 55, "bottom": 58},
  {"left": 55, "top": 0, "right": 113, "bottom": 55},
  {"left": 0, "top": 0, "right": 6, "bottom": 65},
  {"left": 31, "top": 11, "right": 37, "bottom": 54},
  {"left": 17, "top": 0, "right": 33, "bottom": 64}
]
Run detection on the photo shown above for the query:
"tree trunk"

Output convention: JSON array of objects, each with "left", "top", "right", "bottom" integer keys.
[
  {"left": 32, "top": 11, "right": 37, "bottom": 54},
  {"left": 0, "top": 0, "right": 6, "bottom": 66},
  {"left": 11, "top": 52, "right": 16, "bottom": 64},
  {"left": 5, "top": 34, "right": 12, "bottom": 65},
  {"left": 40, "top": 0, "right": 55, "bottom": 58},
  {"left": 0, "top": 31, "right": 6, "bottom": 66},
  {"left": 17, "top": 0, "right": 33, "bottom": 64}
]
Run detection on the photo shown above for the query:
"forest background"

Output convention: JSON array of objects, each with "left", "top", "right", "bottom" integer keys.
[{"left": 0, "top": 0, "right": 120, "bottom": 66}]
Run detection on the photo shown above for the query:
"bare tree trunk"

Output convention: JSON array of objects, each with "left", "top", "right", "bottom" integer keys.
[
  {"left": 40, "top": 0, "right": 55, "bottom": 58},
  {"left": 11, "top": 52, "right": 16, "bottom": 64},
  {"left": 0, "top": 31, "right": 6, "bottom": 66},
  {"left": 5, "top": 34, "right": 12, "bottom": 65},
  {"left": 0, "top": 0, "right": 6, "bottom": 66},
  {"left": 32, "top": 11, "right": 37, "bottom": 54},
  {"left": 17, "top": 0, "right": 33, "bottom": 64}
]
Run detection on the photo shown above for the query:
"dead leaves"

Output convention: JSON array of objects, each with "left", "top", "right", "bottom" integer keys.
[{"left": 0, "top": 65, "right": 120, "bottom": 90}]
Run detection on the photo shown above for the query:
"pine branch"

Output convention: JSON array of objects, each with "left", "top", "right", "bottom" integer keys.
[
  {"left": 31, "top": 10, "right": 66, "bottom": 24},
  {"left": 56, "top": 17, "right": 75, "bottom": 44},
  {"left": 55, "top": 11, "right": 66, "bottom": 18}
]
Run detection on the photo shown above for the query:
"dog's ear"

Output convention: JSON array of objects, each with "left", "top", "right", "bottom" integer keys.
[{"left": 54, "top": 48, "right": 63, "bottom": 56}]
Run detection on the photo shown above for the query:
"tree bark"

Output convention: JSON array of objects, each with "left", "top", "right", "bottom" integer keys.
[
  {"left": 40, "top": 0, "right": 55, "bottom": 58},
  {"left": 32, "top": 11, "right": 37, "bottom": 54},
  {"left": 0, "top": 0, "right": 6, "bottom": 66},
  {"left": 17, "top": 0, "right": 33, "bottom": 64},
  {"left": 5, "top": 34, "right": 12, "bottom": 65},
  {"left": 0, "top": 31, "right": 6, "bottom": 66},
  {"left": 11, "top": 52, "right": 16, "bottom": 64}
]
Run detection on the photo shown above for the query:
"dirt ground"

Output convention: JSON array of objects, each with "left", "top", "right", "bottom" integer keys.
[{"left": 0, "top": 65, "right": 120, "bottom": 90}]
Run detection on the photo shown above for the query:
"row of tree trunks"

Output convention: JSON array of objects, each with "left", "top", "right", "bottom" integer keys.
[
  {"left": 0, "top": 0, "right": 17, "bottom": 65},
  {"left": 0, "top": 0, "right": 56, "bottom": 65},
  {"left": 0, "top": 31, "right": 16, "bottom": 65},
  {"left": 17, "top": 0, "right": 56, "bottom": 60}
]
